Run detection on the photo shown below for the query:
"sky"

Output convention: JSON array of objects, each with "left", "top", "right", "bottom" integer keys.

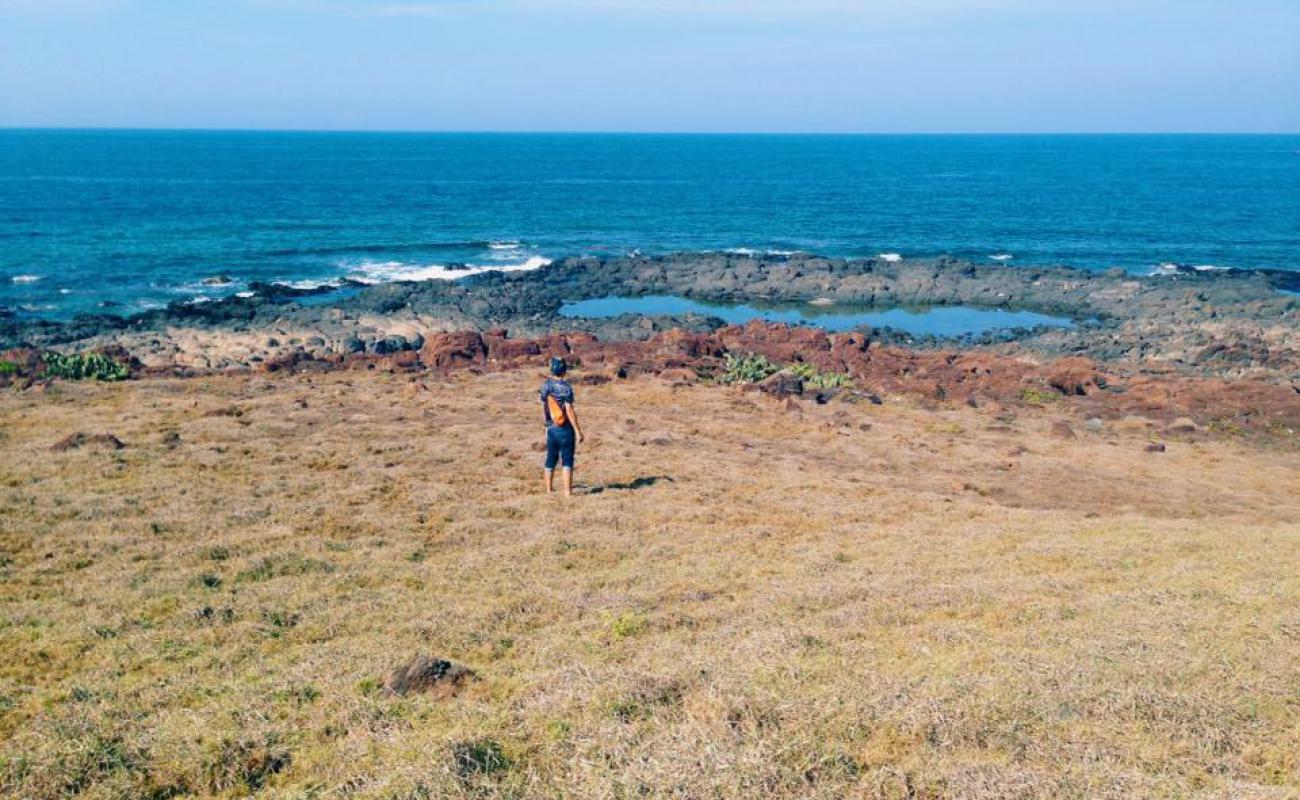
[{"left": 0, "top": 0, "right": 1296, "bottom": 132}]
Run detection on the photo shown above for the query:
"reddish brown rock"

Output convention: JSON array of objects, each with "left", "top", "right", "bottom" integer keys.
[
  {"left": 1045, "top": 358, "right": 1105, "bottom": 396},
  {"left": 419, "top": 332, "right": 487, "bottom": 369},
  {"left": 1049, "top": 421, "right": 1077, "bottom": 440},
  {"left": 0, "top": 347, "right": 41, "bottom": 378},
  {"left": 51, "top": 432, "right": 125, "bottom": 452}
]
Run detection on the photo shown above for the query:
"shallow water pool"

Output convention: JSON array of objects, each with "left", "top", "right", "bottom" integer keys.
[{"left": 560, "top": 295, "right": 1075, "bottom": 337}]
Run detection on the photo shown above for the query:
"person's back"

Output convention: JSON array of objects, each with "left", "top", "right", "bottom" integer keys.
[{"left": 539, "top": 358, "right": 584, "bottom": 497}]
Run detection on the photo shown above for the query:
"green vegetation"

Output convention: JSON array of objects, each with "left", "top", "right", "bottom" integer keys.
[
  {"left": 1019, "top": 386, "right": 1061, "bottom": 406},
  {"left": 603, "top": 610, "right": 647, "bottom": 640},
  {"left": 452, "top": 739, "right": 511, "bottom": 779},
  {"left": 41, "top": 352, "right": 129, "bottom": 382},
  {"left": 789, "top": 361, "right": 855, "bottom": 389},
  {"left": 234, "top": 554, "right": 335, "bottom": 583},
  {"left": 718, "top": 352, "right": 779, "bottom": 384},
  {"left": 0, "top": 361, "right": 18, "bottom": 376}
]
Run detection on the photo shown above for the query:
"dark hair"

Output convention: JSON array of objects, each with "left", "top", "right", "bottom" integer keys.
[{"left": 549, "top": 357, "right": 567, "bottom": 376}]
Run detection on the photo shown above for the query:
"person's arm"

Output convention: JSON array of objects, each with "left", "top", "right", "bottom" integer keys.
[{"left": 565, "top": 402, "right": 584, "bottom": 443}]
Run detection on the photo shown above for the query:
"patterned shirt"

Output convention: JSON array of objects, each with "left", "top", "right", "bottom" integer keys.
[{"left": 540, "top": 378, "right": 575, "bottom": 427}]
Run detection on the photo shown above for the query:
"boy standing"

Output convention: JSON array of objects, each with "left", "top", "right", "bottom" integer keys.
[{"left": 540, "top": 357, "right": 585, "bottom": 497}]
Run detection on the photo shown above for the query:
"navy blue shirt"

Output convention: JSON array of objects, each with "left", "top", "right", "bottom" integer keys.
[{"left": 540, "top": 378, "right": 575, "bottom": 427}]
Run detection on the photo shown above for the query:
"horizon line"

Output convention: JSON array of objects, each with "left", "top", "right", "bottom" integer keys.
[{"left": 2, "top": 126, "right": 1297, "bottom": 137}]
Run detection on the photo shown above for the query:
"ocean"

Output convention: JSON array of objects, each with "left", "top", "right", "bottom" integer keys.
[{"left": 1, "top": 130, "right": 1298, "bottom": 319}]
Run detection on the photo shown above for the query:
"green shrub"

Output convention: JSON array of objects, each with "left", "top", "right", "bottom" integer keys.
[
  {"left": 451, "top": 739, "right": 510, "bottom": 780},
  {"left": 0, "top": 361, "right": 18, "bottom": 376},
  {"left": 718, "top": 352, "right": 779, "bottom": 384},
  {"left": 603, "top": 611, "right": 647, "bottom": 639},
  {"left": 789, "top": 362, "right": 855, "bottom": 389},
  {"left": 1019, "top": 386, "right": 1060, "bottom": 406},
  {"left": 41, "top": 352, "right": 129, "bottom": 381}
]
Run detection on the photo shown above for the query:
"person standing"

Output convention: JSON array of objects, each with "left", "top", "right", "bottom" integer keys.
[{"left": 540, "top": 357, "right": 585, "bottom": 497}]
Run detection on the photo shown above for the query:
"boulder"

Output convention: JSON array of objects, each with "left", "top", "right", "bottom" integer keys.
[
  {"left": 1045, "top": 358, "right": 1103, "bottom": 396},
  {"left": 1048, "top": 420, "right": 1077, "bottom": 440},
  {"left": 51, "top": 432, "right": 125, "bottom": 452},
  {"left": 384, "top": 655, "right": 476, "bottom": 698},
  {"left": 1166, "top": 417, "right": 1199, "bottom": 434},
  {"left": 419, "top": 332, "right": 487, "bottom": 369},
  {"left": 755, "top": 371, "right": 804, "bottom": 398}
]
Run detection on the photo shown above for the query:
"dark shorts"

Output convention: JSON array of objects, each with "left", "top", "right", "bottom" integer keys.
[{"left": 544, "top": 425, "right": 576, "bottom": 470}]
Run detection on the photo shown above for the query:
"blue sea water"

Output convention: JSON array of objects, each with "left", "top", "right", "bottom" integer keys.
[{"left": 1, "top": 130, "right": 1298, "bottom": 319}]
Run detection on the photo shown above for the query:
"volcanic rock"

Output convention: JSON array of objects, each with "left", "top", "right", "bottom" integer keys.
[
  {"left": 51, "top": 432, "right": 125, "bottom": 452},
  {"left": 384, "top": 655, "right": 476, "bottom": 697},
  {"left": 756, "top": 371, "right": 804, "bottom": 398}
]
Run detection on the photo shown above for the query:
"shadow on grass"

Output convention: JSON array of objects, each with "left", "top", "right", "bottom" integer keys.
[{"left": 584, "top": 475, "right": 675, "bottom": 494}]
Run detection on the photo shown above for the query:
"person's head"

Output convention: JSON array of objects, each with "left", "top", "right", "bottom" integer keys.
[{"left": 549, "top": 357, "right": 567, "bottom": 377}]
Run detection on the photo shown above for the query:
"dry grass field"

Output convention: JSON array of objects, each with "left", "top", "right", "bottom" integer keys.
[{"left": 1, "top": 369, "right": 1298, "bottom": 799}]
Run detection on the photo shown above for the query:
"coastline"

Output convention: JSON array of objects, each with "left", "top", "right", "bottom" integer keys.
[
  {"left": 3, "top": 252, "right": 1298, "bottom": 440},
  {"left": 3, "top": 252, "right": 1298, "bottom": 377}
]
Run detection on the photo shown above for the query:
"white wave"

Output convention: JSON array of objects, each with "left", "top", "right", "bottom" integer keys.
[
  {"left": 59, "top": 288, "right": 73, "bottom": 295},
  {"left": 878, "top": 253, "right": 904, "bottom": 263},
  {"left": 1193, "top": 264, "right": 1230, "bottom": 272},
  {"left": 10, "top": 274, "right": 42, "bottom": 284},
  {"left": 989, "top": 253, "right": 1014, "bottom": 262},
  {"left": 349, "top": 256, "right": 551, "bottom": 284},
  {"left": 724, "top": 247, "right": 801, "bottom": 257},
  {"left": 273, "top": 278, "right": 343, "bottom": 291},
  {"left": 19, "top": 303, "right": 56, "bottom": 311},
  {"left": 235, "top": 291, "right": 256, "bottom": 298},
  {"left": 185, "top": 295, "right": 214, "bottom": 305},
  {"left": 1150, "top": 262, "right": 1181, "bottom": 276},
  {"left": 488, "top": 241, "right": 521, "bottom": 250}
]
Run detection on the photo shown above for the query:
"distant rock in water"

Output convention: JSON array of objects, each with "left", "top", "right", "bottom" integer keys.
[{"left": 201, "top": 274, "right": 235, "bottom": 286}]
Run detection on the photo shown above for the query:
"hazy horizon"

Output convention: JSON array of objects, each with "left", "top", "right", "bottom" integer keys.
[
  {"left": 1, "top": 0, "right": 1297, "bottom": 133},
  {"left": 4, "top": 128, "right": 1300, "bottom": 135}
]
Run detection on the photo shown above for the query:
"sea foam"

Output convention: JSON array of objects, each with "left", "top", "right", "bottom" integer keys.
[
  {"left": 10, "top": 274, "right": 42, "bottom": 284},
  {"left": 350, "top": 256, "right": 552, "bottom": 284},
  {"left": 724, "top": 247, "right": 801, "bottom": 257}
]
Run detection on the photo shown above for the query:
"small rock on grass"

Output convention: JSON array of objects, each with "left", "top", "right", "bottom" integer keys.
[
  {"left": 1145, "top": 442, "right": 1167, "bottom": 453},
  {"left": 385, "top": 655, "right": 476, "bottom": 697},
  {"left": 1049, "top": 421, "right": 1077, "bottom": 440},
  {"left": 51, "top": 432, "right": 125, "bottom": 452}
]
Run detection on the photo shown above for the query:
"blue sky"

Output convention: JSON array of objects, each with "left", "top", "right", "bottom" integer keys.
[{"left": 0, "top": 0, "right": 1296, "bottom": 132}]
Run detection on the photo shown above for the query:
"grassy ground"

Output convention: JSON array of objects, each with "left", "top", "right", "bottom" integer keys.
[{"left": 1, "top": 369, "right": 1298, "bottom": 799}]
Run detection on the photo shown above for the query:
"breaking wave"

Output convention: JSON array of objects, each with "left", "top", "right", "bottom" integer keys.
[{"left": 348, "top": 256, "right": 552, "bottom": 284}]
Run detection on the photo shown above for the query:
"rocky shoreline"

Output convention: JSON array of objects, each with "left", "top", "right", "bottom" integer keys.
[{"left": 3, "top": 252, "right": 1299, "bottom": 378}]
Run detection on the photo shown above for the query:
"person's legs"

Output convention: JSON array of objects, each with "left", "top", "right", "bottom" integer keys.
[
  {"left": 559, "top": 427, "right": 576, "bottom": 497},
  {"left": 543, "top": 428, "right": 559, "bottom": 494}
]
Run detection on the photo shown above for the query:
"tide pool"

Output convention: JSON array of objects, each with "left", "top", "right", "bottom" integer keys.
[{"left": 560, "top": 295, "right": 1074, "bottom": 337}]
